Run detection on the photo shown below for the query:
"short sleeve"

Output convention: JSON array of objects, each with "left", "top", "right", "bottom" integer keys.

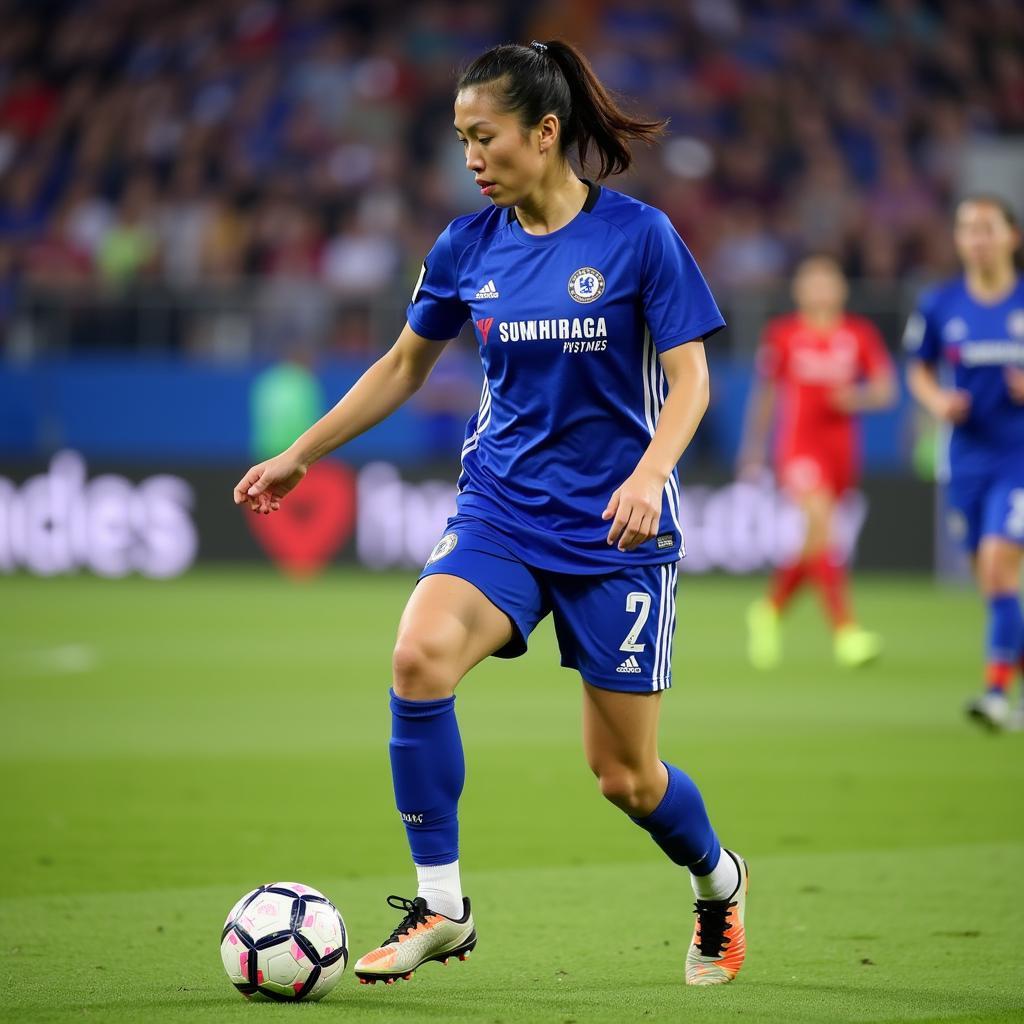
[
  {"left": 755, "top": 319, "right": 787, "bottom": 381},
  {"left": 902, "top": 289, "right": 942, "bottom": 363},
  {"left": 405, "top": 226, "right": 470, "bottom": 341},
  {"left": 855, "top": 319, "right": 894, "bottom": 378},
  {"left": 639, "top": 210, "right": 725, "bottom": 352}
]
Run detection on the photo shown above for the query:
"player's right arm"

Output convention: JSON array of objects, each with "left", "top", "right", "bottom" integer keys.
[
  {"left": 737, "top": 377, "right": 776, "bottom": 479},
  {"left": 736, "top": 320, "right": 780, "bottom": 479},
  {"left": 233, "top": 324, "right": 449, "bottom": 513},
  {"left": 905, "top": 361, "right": 970, "bottom": 424},
  {"left": 902, "top": 300, "right": 970, "bottom": 424}
]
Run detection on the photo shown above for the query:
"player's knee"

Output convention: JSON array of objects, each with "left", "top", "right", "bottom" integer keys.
[
  {"left": 595, "top": 764, "right": 660, "bottom": 816},
  {"left": 391, "top": 635, "right": 456, "bottom": 700},
  {"left": 802, "top": 520, "right": 830, "bottom": 555},
  {"left": 976, "top": 542, "right": 1020, "bottom": 595},
  {"left": 977, "top": 567, "right": 998, "bottom": 596}
]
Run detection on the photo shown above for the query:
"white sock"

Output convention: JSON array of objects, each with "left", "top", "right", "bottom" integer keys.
[
  {"left": 690, "top": 848, "right": 739, "bottom": 901},
  {"left": 416, "top": 860, "right": 464, "bottom": 919}
]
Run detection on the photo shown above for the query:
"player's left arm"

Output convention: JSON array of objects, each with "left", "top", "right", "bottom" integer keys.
[
  {"left": 603, "top": 341, "right": 709, "bottom": 552},
  {"left": 831, "top": 322, "right": 898, "bottom": 413},
  {"left": 1005, "top": 366, "right": 1024, "bottom": 404}
]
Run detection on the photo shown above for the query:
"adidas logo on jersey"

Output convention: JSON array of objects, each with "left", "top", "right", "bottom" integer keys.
[
  {"left": 616, "top": 655, "right": 642, "bottom": 674},
  {"left": 475, "top": 279, "right": 500, "bottom": 299}
]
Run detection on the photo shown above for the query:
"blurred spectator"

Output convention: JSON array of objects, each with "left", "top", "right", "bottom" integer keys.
[
  {"left": 159, "top": 157, "right": 212, "bottom": 286},
  {"left": 0, "top": 164, "right": 49, "bottom": 240},
  {"left": 0, "top": 241, "right": 17, "bottom": 342},
  {"left": 322, "top": 204, "right": 401, "bottom": 297},
  {"left": 200, "top": 195, "right": 250, "bottom": 284},
  {"left": 709, "top": 203, "right": 788, "bottom": 289},
  {"left": 23, "top": 197, "right": 93, "bottom": 287},
  {"left": 97, "top": 175, "right": 161, "bottom": 285}
]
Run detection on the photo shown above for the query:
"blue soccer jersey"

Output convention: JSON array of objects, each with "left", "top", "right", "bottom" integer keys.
[
  {"left": 406, "top": 181, "right": 725, "bottom": 573},
  {"left": 903, "top": 275, "right": 1024, "bottom": 477}
]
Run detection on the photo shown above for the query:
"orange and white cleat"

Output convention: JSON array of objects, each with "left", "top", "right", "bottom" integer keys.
[
  {"left": 685, "top": 850, "right": 748, "bottom": 986},
  {"left": 354, "top": 895, "right": 476, "bottom": 985}
]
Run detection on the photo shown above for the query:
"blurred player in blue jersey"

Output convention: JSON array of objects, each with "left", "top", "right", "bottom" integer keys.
[
  {"left": 234, "top": 40, "right": 748, "bottom": 987},
  {"left": 905, "top": 195, "right": 1024, "bottom": 731}
]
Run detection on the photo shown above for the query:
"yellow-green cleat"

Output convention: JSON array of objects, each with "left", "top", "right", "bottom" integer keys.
[
  {"left": 746, "top": 599, "right": 781, "bottom": 669},
  {"left": 966, "top": 691, "right": 1010, "bottom": 731},
  {"left": 833, "top": 624, "right": 882, "bottom": 668}
]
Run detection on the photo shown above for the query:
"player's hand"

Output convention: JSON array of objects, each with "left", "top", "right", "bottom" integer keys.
[
  {"left": 1006, "top": 367, "right": 1024, "bottom": 404},
  {"left": 602, "top": 466, "right": 665, "bottom": 552},
  {"left": 933, "top": 389, "right": 971, "bottom": 424},
  {"left": 828, "top": 385, "right": 860, "bottom": 413},
  {"left": 232, "top": 451, "right": 308, "bottom": 514}
]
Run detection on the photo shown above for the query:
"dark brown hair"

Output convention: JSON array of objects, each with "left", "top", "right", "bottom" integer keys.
[
  {"left": 457, "top": 40, "right": 668, "bottom": 179},
  {"left": 957, "top": 193, "right": 1020, "bottom": 231}
]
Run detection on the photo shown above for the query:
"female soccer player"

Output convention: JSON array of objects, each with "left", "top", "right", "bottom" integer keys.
[
  {"left": 739, "top": 255, "right": 896, "bottom": 669},
  {"left": 234, "top": 41, "right": 747, "bottom": 987},
  {"left": 905, "top": 195, "right": 1024, "bottom": 731}
]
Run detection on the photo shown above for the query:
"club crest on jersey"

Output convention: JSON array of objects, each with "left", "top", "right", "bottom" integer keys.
[
  {"left": 426, "top": 532, "right": 458, "bottom": 565},
  {"left": 568, "top": 267, "right": 605, "bottom": 304}
]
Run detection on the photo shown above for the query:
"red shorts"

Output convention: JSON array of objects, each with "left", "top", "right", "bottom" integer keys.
[{"left": 777, "top": 447, "right": 856, "bottom": 498}]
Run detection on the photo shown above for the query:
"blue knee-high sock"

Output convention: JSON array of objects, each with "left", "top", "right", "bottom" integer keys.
[
  {"left": 987, "top": 593, "right": 1024, "bottom": 676},
  {"left": 388, "top": 688, "right": 464, "bottom": 866},
  {"left": 630, "top": 761, "right": 721, "bottom": 875}
]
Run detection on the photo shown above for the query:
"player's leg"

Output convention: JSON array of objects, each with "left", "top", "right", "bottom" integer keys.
[
  {"left": 356, "top": 523, "right": 546, "bottom": 984},
  {"left": 747, "top": 458, "right": 813, "bottom": 668},
  {"left": 748, "top": 456, "right": 832, "bottom": 668},
  {"left": 554, "top": 565, "right": 748, "bottom": 985},
  {"left": 582, "top": 685, "right": 747, "bottom": 985},
  {"left": 797, "top": 461, "right": 881, "bottom": 667},
  {"left": 390, "top": 571, "right": 514, "bottom": 895},
  {"left": 966, "top": 480, "right": 1024, "bottom": 729}
]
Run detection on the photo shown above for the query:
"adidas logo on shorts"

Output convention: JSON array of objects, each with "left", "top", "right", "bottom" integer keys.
[{"left": 616, "top": 655, "right": 642, "bottom": 674}]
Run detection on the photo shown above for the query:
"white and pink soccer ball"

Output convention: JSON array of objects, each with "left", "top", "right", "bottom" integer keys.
[{"left": 220, "top": 882, "right": 347, "bottom": 1001}]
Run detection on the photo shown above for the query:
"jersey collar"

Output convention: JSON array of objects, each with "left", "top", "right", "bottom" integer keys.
[{"left": 505, "top": 178, "right": 601, "bottom": 227}]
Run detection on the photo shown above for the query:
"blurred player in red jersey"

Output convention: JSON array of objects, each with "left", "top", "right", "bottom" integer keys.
[{"left": 738, "top": 255, "right": 897, "bottom": 668}]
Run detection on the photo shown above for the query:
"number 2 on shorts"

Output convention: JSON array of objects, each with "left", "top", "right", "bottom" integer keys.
[{"left": 620, "top": 592, "right": 651, "bottom": 652}]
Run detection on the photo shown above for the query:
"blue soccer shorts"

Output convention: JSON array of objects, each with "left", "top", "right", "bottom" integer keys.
[
  {"left": 947, "top": 461, "right": 1024, "bottom": 553},
  {"left": 418, "top": 514, "right": 679, "bottom": 693}
]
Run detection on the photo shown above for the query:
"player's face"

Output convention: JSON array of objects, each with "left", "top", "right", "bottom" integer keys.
[
  {"left": 792, "top": 259, "right": 848, "bottom": 315},
  {"left": 955, "top": 201, "right": 1019, "bottom": 274},
  {"left": 454, "top": 86, "right": 546, "bottom": 207}
]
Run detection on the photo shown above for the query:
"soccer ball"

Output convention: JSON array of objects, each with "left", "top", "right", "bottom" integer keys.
[{"left": 219, "top": 882, "right": 348, "bottom": 1001}]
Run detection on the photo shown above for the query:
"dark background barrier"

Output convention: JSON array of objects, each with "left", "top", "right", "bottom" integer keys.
[{"left": 0, "top": 452, "right": 934, "bottom": 577}]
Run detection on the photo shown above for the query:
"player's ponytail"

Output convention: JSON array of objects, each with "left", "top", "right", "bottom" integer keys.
[{"left": 457, "top": 40, "right": 667, "bottom": 179}]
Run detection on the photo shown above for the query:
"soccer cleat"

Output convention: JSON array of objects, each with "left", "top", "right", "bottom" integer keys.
[
  {"left": 1007, "top": 704, "right": 1024, "bottom": 733},
  {"left": 746, "top": 600, "right": 781, "bottom": 669},
  {"left": 833, "top": 624, "right": 882, "bottom": 668},
  {"left": 965, "top": 691, "right": 1010, "bottom": 731},
  {"left": 685, "top": 850, "right": 748, "bottom": 986},
  {"left": 354, "top": 895, "right": 476, "bottom": 985}
]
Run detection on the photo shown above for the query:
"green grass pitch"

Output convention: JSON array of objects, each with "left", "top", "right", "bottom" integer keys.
[{"left": 1, "top": 569, "right": 1022, "bottom": 1023}]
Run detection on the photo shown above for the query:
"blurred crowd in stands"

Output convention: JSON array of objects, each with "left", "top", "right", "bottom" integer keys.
[{"left": 0, "top": 0, "right": 1022, "bottom": 354}]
